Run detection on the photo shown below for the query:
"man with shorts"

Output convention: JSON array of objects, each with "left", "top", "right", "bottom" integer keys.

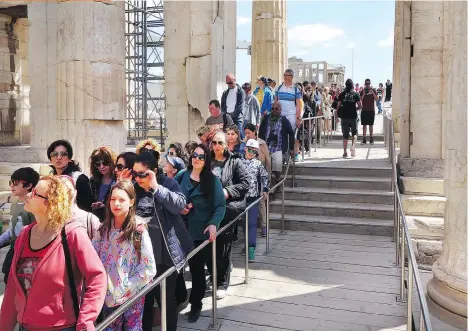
[
  {"left": 360, "top": 78, "right": 378, "bottom": 144},
  {"left": 337, "top": 79, "right": 362, "bottom": 158}
]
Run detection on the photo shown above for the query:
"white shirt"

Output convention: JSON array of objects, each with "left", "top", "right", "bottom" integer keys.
[{"left": 226, "top": 88, "right": 237, "bottom": 113}]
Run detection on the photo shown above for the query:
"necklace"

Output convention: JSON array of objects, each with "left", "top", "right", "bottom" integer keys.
[{"left": 31, "top": 225, "right": 51, "bottom": 240}]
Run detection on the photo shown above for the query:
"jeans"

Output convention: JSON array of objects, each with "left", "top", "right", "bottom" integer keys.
[
  {"left": 244, "top": 198, "right": 260, "bottom": 247},
  {"left": 142, "top": 265, "right": 178, "bottom": 331},
  {"left": 188, "top": 240, "right": 213, "bottom": 310},
  {"left": 377, "top": 99, "right": 383, "bottom": 114},
  {"left": 102, "top": 297, "right": 145, "bottom": 331}
]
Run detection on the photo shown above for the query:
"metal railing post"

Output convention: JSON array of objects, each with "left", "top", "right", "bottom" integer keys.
[
  {"left": 210, "top": 239, "right": 218, "bottom": 329},
  {"left": 396, "top": 206, "right": 401, "bottom": 265},
  {"left": 281, "top": 181, "right": 285, "bottom": 234},
  {"left": 407, "top": 260, "right": 413, "bottom": 331},
  {"left": 308, "top": 118, "right": 312, "bottom": 157},
  {"left": 245, "top": 212, "right": 249, "bottom": 284},
  {"left": 393, "top": 192, "right": 398, "bottom": 243},
  {"left": 301, "top": 122, "right": 305, "bottom": 162},
  {"left": 419, "top": 311, "right": 426, "bottom": 331},
  {"left": 314, "top": 120, "right": 318, "bottom": 152},
  {"left": 160, "top": 278, "right": 167, "bottom": 331},
  {"left": 266, "top": 195, "right": 271, "bottom": 254},
  {"left": 399, "top": 233, "right": 406, "bottom": 302},
  {"left": 292, "top": 157, "right": 296, "bottom": 188}
]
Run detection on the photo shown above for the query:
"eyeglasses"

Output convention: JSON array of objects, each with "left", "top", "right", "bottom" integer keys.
[
  {"left": 9, "top": 180, "right": 26, "bottom": 186},
  {"left": 31, "top": 187, "right": 48, "bottom": 200},
  {"left": 132, "top": 171, "right": 149, "bottom": 179},
  {"left": 284, "top": 74, "right": 292, "bottom": 77},
  {"left": 211, "top": 140, "right": 224, "bottom": 146},
  {"left": 50, "top": 151, "right": 68, "bottom": 158},
  {"left": 226, "top": 81, "right": 234, "bottom": 85},
  {"left": 192, "top": 152, "right": 206, "bottom": 161},
  {"left": 94, "top": 161, "right": 110, "bottom": 168},
  {"left": 246, "top": 147, "right": 257, "bottom": 154},
  {"left": 115, "top": 164, "right": 125, "bottom": 171}
]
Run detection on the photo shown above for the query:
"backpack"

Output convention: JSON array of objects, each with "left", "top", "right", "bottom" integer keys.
[{"left": 276, "top": 83, "right": 299, "bottom": 105}]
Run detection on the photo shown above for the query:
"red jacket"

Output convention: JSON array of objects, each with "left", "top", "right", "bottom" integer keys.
[{"left": 0, "top": 221, "right": 106, "bottom": 331}]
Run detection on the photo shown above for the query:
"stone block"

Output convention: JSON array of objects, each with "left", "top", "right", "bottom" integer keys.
[
  {"left": 410, "top": 104, "right": 442, "bottom": 159},
  {"left": 400, "top": 176, "right": 444, "bottom": 195},
  {"left": 186, "top": 55, "right": 211, "bottom": 119},
  {"left": 418, "top": 239, "right": 443, "bottom": 256},
  {"left": 402, "top": 194, "right": 446, "bottom": 217},
  {"left": 411, "top": 49, "right": 443, "bottom": 78}
]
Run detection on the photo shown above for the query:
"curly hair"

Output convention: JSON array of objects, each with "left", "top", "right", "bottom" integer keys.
[
  {"left": 89, "top": 147, "right": 117, "bottom": 180},
  {"left": 136, "top": 139, "right": 160, "bottom": 155},
  {"left": 41, "top": 175, "right": 73, "bottom": 230}
]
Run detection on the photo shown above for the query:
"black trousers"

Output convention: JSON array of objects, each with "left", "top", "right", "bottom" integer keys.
[
  {"left": 189, "top": 240, "right": 213, "bottom": 310},
  {"left": 142, "top": 264, "right": 179, "bottom": 331}
]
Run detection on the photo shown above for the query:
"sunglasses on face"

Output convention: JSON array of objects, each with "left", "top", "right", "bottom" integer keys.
[
  {"left": 9, "top": 180, "right": 26, "bottom": 187},
  {"left": 192, "top": 152, "right": 206, "bottom": 161},
  {"left": 132, "top": 171, "right": 149, "bottom": 179},
  {"left": 94, "top": 161, "right": 110, "bottom": 168},
  {"left": 246, "top": 147, "right": 257, "bottom": 154},
  {"left": 50, "top": 151, "right": 68, "bottom": 158},
  {"left": 31, "top": 187, "right": 48, "bottom": 200},
  {"left": 115, "top": 164, "right": 125, "bottom": 171},
  {"left": 167, "top": 151, "right": 175, "bottom": 156},
  {"left": 211, "top": 140, "right": 224, "bottom": 146}
]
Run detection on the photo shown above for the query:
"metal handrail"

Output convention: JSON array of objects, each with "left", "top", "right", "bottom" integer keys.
[
  {"left": 383, "top": 109, "right": 433, "bottom": 331},
  {"left": 96, "top": 153, "right": 296, "bottom": 331}
]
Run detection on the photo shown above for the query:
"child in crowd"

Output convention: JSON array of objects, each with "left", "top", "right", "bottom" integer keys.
[
  {"left": 0, "top": 167, "right": 39, "bottom": 284},
  {"left": 92, "top": 180, "right": 156, "bottom": 331},
  {"left": 163, "top": 155, "right": 186, "bottom": 179},
  {"left": 243, "top": 139, "right": 269, "bottom": 261}
]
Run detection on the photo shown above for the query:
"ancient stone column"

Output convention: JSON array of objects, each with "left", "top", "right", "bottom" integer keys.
[
  {"left": 427, "top": 0, "right": 467, "bottom": 322},
  {"left": 29, "top": 1, "right": 126, "bottom": 168},
  {"left": 251, "top": 0, "right": 287, "bottom": 85}
]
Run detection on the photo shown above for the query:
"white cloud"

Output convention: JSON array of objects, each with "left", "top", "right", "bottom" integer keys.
[
  {"left": 288, "top": 23, "right": 345, "bottom": 46},
  {"left": 344, "top": 42, "right": 357, "bottom": 49},
  {"left": 237, "top": 16, "right": 251, "bottom": 26},
  {"left": 378, "top": 30, "right": 394, "bottom": 47},
  {"left": 289, "top": 50, "right": 308, "bottom": 57}
]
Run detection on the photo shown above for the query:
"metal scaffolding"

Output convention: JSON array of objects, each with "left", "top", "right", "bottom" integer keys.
[{"left": 125, "top": 0, "right": 166, "bottom": 147}]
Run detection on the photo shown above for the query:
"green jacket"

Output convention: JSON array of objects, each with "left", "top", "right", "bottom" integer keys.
[{"left": 175, "top": 169, "right": 226, "bottom": 241}]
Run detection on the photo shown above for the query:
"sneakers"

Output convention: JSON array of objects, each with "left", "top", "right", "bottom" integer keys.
[
  {"left": 261, "top": 226, "right": 267, "bottom": 237},
  {"left": 294, "top": 153, "right": 300, "bottom": 162},
  {"left": 216, "top": 287, "right": 227, "bottom": 300},
  {"left": 248, "top": 247, "right": 256, "bottom": 262},
  {"left": 350, "top": 147, "right": 356, "bottom": 157},
  {"left": 188, "top": 309, "right": 201, "bottom": 323},
  {"left": 370, "top": 137, "right": 374, "bottom": 144},
  {"left": 361, "top": 138, "right": 367, "bottom": 144}
]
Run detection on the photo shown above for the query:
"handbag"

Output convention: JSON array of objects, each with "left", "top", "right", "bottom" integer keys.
[{"left": 61, "top": 227, "right": 80, "bottom": 321}]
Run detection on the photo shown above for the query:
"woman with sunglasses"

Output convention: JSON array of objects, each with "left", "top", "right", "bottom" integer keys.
[
  {"left": 0, "top": 176, "right": 106, "bottom": 331},
  {"left": 47, "top": 140, "right": 94, "bottom": 212},
  {"left": 115, "top": 152, "right": 138, "bottom": 180},
  {"left": 166, "top": 142, "right": 187, "bottom": 164},
  {"left": 225, "top": 124, "right": 245, "bottom": 157},
  {"left": 210, "top": 131, "right": 249, "bottom": 299},
  {"left": 89, "top": 147, "right": 117, "bottom": 221},
  {"left": 175, "top": 143, "right": 226, "bottom": 323}
]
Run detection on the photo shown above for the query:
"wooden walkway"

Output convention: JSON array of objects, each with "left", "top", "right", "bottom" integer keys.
[{"left": 177, "top": 230, "right": 406, "bottom": 331}]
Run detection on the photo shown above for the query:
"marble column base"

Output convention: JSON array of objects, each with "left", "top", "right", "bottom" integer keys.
[{"left": 427, "top": 277, "right": 467, "bottom": 318}]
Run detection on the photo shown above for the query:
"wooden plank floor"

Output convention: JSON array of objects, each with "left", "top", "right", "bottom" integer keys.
[{"left": 176, "top": 229, "right": 406, "bottom": 331}]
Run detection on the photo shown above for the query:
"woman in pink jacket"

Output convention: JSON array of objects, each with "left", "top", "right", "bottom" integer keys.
[{"left": 0, "top": 175, "right": 107, "bottom": 331}]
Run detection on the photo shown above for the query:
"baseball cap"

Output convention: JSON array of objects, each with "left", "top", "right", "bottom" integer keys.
[
  {"left": 166, "top": 156, "right": 186, "bottom": 172},
  {"left": 245, "top": 139, "right": 259, "bottom": 149}
]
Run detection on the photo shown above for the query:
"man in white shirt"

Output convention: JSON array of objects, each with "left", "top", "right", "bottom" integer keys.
[{"left": 221, "top": 73, "right": 245, "bottom": 138}]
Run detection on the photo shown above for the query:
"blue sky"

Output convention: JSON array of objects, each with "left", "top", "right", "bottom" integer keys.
[{"left": 236, "top": 0, "right": 395, "bottom": 86}]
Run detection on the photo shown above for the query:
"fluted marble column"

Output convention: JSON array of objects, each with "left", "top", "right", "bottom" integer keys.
[
  {"left": 251, "top": 0, "right": 287, "bottom": 85},
  {"left": 30, "top": 1, "right": 125, "bottom": 168},
  {"left": 427, "top": 0, "right": 467, "bottom": 321}
]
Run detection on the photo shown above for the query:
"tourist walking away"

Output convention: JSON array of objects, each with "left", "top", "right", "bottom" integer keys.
[
  {"left": 275, "top": 69, "right": 302, "bottom": 160},
  {"left": 377, "top": 83, "right": 385, "bottom": 114},
  {"left": 221, "top": 73, "right": 245, "bottom": 137},
  {"left": 0, "top": 168, "right": 39, "bottom": 284},
  {"left": 115, "top": 152, "right": 138, "bottom": 180},
  {"left": 132, "top": 152, "right": 193, "bottom": 331},
  {"left": 258, "top": 101, "right": 294, "bottom": 198},
  {"left": 242, "top": 139, "right": 269, "bottom": 262},
  {"left": 336, "top": 79, "right": 362, "bottom": 158},
  {"left": 89, "top": 147, "right": 117, "bottom": 221},
  {"left": 253, "top": 76, "right": 274, "bottom": 116},
  {"left": 210, "top": 131, "right": 249, "bottom": 299},
  {"left": 93, "top": 180, "right": 157, "bottom": 331},
  {"left": 225, "top": 124, "right": 245, "bottom": 157},
  {"left": 0, "top": 175, "right": 107, "bottom": 331},
  {"left": 136, "top": 138, "right": 160, "bottom": 155},
  {"left": 175, "top": 143, "right": 226, "bottom": 323},
  {"left": 206, "top": 99, "right": 234, "bottom": 134},
  {"left": 242, "top": 82, "right": 261, "bottom": 128},
  {"left": 47, "top": 139, "right": 94, "bottom": 212},
  {"left": 360, "top": 79, "right": 378, "bottom": 144},
  {"left": 385, "top": 79, "right": 392, "bottom": 101},
  {"left": 244, "top": 123, "right": 271, "bottom": 237}
]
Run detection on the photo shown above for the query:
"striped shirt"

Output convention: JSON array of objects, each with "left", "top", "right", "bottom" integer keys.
[{"left": 276, "top": 84, "right": 301, "bottom": 117}]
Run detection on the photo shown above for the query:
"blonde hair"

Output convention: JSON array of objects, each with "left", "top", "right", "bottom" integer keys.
[
  {"left": 42, "top": 175, "right": 73, "bottom": 230},
  {"left": 136, "top": 139, "right": 160, "bottom": 155}
]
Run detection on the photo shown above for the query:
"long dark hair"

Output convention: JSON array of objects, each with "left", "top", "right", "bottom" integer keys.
[
  {"left": 100, "top": 180, "right": 137, "bottom": 243},
  {"left": 116, "top": 152, "right": 137, "bottom": 170},
  {"left": 188, "top": 143, "right": 214, "bottom": 197},
  {"left": 89, "top": 146, "right": 117, "bottom": 181}
]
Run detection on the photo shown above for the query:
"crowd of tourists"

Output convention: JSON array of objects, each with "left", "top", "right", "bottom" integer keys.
[{"left": 0, "top": 69, "right": 390, "bottom": 331}]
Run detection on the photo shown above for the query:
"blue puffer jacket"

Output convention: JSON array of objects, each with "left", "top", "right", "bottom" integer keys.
[
  {"left": 253, "top": 85, "right": 274, "bottom": 116},
  {"left": 135, "top": 175, "right": 194, "bottom": 271}
]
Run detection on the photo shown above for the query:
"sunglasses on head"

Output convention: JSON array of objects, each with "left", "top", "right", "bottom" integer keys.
[
  {"left": 192, "top": 152, "right": 206, "bottom": 161},
  {"left": 9, "top": 179, "right": 26, "bottom": 187},
  {"left": 50, "top": 151, "right": 68, "bottom": 158},
  {"left": 31, "top": 187, "right": 48, "bottom": 200},
  {"left": 94, "top": 161, "right": 110, "bottom": 168},
  {"left": 132, "top": 171, "right": 149, "bottom": 179},
  {"left": 211, "top": 140, "right": 224, "bottom": 146},
  {"left": 115, "top": 164, "right": 126, "bottom": 171}
]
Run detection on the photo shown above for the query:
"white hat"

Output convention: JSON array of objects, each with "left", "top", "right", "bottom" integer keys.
[{"left": 245, "top": 139, "right": 259, "bottom": 149}]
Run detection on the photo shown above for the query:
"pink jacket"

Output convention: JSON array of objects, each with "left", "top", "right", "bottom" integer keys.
[{"left": 0, "top": 221, "right": 106, "bottom": 331}]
